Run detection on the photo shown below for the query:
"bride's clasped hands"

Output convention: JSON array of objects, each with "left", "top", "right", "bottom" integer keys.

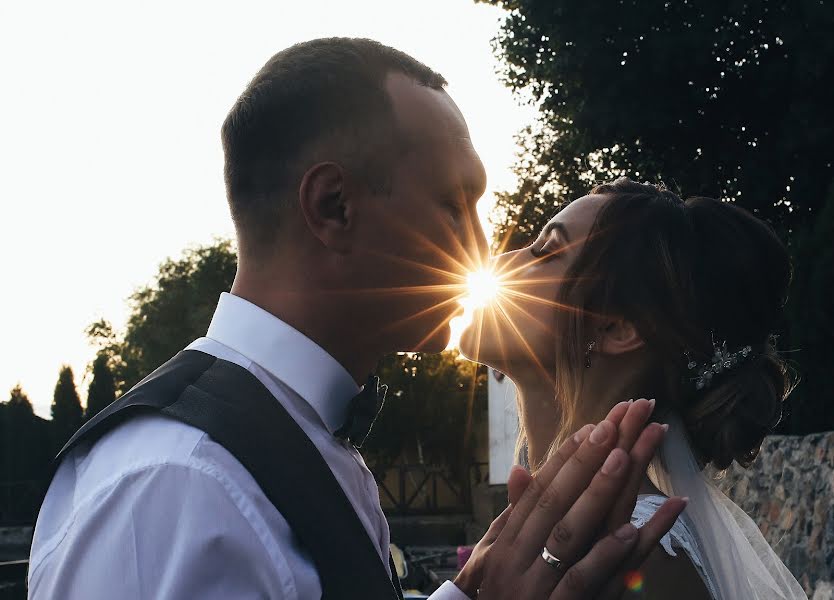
[{"left": 455, "top": 398, "right": 686, "bottom": 599}]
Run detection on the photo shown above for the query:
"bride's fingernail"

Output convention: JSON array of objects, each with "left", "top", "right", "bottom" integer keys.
[
  {"left": 601, "top": 449, "right": 625, "bottom": 475},
  {"left": 648, "top": 398, "right": 656, "bottom": 412},
  {"left": 573, "top": 424, "right": 592, "bottom": 444},
  {"left": 589, "top": 422, "right": 610, "bottom": 445},
  {"left": 614, "top": 523, "right": 637, "bottom": 541}
]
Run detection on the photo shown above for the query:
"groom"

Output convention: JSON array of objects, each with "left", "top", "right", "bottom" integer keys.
[{"left": 28, "top": 38, "right": 679, "bottom": 599}]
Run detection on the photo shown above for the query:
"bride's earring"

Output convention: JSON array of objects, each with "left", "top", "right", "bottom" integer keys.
[{"left": 585, "top": 340, "right": 596, "bottom": 368}]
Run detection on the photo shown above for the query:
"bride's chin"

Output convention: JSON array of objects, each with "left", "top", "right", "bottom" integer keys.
[{"left": 459, "top": 318, "right": 497, "bottom": 368}]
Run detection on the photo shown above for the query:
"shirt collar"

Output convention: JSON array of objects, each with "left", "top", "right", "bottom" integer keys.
[{"left": 204, "top": 292, "right": 360, "bottom": 434}]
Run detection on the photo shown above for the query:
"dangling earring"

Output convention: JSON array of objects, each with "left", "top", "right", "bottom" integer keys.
[{"left": 585, "top": 340, "right": 597, "bottom": 368}]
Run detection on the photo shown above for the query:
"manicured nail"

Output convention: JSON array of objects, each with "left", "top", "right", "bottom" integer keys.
[
  {"left": 589, "top": 422, "right": 610, "bottom": 445},
  {"left": 648, "top": 398, "right": 656, "bottom": 412},
  {"left": 573, "top": 424, "right": 591, "bottom": 444},
  {"left": 614, "top": 522, "right": 637, "bottom": 541},
  {"left": 661, "top": 423, "right": 669, "bottom": 432},
  {"left": 628, "top": 398, "right": 634, "bottom": 404},
  {"left": 681, "top": 496, "right": 690, "bottom": 505},
  {"left": 601, "top": 449, "right": 625, "bottom": 475}
]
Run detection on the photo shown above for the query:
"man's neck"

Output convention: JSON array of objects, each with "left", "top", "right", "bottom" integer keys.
[{"left": 230, "top": 277, "right": 379, "bottom": 385}]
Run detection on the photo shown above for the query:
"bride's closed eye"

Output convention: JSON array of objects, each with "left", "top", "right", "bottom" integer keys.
[{"left": 531, "top": 221, "right": 570, "bottom": 259}]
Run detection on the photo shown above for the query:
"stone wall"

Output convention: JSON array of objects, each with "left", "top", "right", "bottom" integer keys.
[{"left": 715, "top": 432, "right": 834, "bottom": 599}]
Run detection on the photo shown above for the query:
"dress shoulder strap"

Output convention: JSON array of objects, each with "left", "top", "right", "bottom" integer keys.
[{"left": 632, "top": 495, "right": 719, "bottom": 600}]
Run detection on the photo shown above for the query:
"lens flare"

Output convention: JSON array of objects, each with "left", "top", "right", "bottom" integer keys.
[
  {"left": 624, "top": 570, "right": 644, "bottom": 592},
  {"left": 466, "top": 268, "right": 501, "bottom": 308}
]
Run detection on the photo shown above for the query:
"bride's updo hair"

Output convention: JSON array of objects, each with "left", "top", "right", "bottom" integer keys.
[{"left": 553, "top": 177, "right": 793, "bottom": 470}]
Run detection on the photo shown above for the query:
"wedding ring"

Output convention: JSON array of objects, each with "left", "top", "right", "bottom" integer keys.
[{"left": 540, "top": 546, "right": 565, "bottom": 571}]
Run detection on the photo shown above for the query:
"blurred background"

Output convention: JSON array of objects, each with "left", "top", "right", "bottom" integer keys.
[{"left": 1, "top": 0, "right": 832, "bottom": 597}]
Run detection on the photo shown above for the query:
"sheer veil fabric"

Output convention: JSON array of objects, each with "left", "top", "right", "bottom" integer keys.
[{"left": 646, "top": 413, "right": 808, "bottom": 600}]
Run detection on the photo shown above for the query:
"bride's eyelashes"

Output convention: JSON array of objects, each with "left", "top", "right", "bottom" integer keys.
[{"left": 530, "top": 222, "right": 566, "bottom": 260}]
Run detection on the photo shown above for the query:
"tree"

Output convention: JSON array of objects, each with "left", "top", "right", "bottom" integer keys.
[
  {"left": 477, "top": 0, "right": 834, "bottom": 432},
  {"left": 2, "top": 386, "right": 35, "bottom": 482},
  {"left": 783, "top": 182, "right": 834, "bottom": 433},
  {"left": 6, "top": 383, "right": 33, "bottom": 416},
  {"left": 364, "top": 350, "right": 488, "bottom": 474},
  {"left": 91, "top": 238, "right": 238, "bottom": 394},
  {"left": 479, "top": 0, "right": 833, "bottom": 245},
  {"left": 2, "top": 385, "right": 54, "bottom": 485},
  {"left": 85, "top": 352, "right": 116, "bottom": 421},
  {"left": 51, "top": 365, "right": 83, "bottom": 449}
]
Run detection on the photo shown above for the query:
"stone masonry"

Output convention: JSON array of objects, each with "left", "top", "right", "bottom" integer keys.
[{"left": 715, "top": 432, "right": 833, "bottom": 599}]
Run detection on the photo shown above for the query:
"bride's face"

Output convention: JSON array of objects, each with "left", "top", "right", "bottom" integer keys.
[{"left": 459, "top": 194, "right": 609, "bottom": 377}]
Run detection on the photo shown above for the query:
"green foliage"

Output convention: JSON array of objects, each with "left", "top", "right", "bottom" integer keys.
[
  {"left": 99, "top": 238, "right": 238, "bottom": 394},
  {"left": 364, "top": 350, "right": 488, "bottom": 472},
  {"left": 478, "top": 0, "right": 834, "bottom": 248},
  {"left": 85, "top": 352, "right": 116, "bottom": 421},
  {"left": 6, "top": 384, "right": 33, "bottom": 416},
  {"left": 783, "top": 182, "right": 834, "bottom": 433},
  {"left": 478, "top": 0, "right": 834, "bottom": 432},
  {"left": 50, "top": 365, "right": 83, "bottom": 450},
  {"left": 1, "top": 385, "right": 53, "bottom": 484}
]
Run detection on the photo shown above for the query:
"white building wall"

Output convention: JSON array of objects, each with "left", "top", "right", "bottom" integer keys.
[{"left": 487, "top": 370, "right": 519, "bottom": 485}]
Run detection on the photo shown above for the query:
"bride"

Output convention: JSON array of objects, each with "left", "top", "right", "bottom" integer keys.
[{"left": 460, "top": 177, "right": 808, "bottom": 599}]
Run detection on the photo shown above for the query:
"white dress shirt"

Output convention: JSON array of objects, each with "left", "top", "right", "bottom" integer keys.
[{"left": 28, "top": 291, "right": 467, "bottom": 599}]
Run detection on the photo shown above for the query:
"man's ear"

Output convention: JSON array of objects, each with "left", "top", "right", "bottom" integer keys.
[
  {"left": 298, "top": 162, "right": 353, "bottom": 253},
  {"left": 597, "top": 317, "right": 645, "bottom": 355}
]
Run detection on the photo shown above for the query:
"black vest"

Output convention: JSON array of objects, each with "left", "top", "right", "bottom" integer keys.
[{"left": 44, "top": 349, "right": 403, "bottom": 600}]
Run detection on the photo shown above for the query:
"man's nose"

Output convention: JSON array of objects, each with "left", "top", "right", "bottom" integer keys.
[{"left": 466, "top": 212, "right": 490, "bottom": 268}]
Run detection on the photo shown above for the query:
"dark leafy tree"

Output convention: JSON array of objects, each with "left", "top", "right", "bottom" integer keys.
[
  {"left": 85, "top": 352, "right": 117, "bottom": 421},
  {"left": 477, "top": 0, "right": 834, "bottom": 432},
  {"left": 51, "top": 366, "right": 83, "bottom": 449},
  {"left": 479, "top": 0, "right": 833, "bottom": 246},
  {"left": 365, "top": 350, "right": 488, "bottom": 473},
  {"left": 783, "top": 182, "right": 834, "bottom": 433},
  {"left": 98, "top": 238, "right": 238, "bottom": 394},
  {"left": 1, "top": 385, "right": 53, "bottom": 517},
  {"left": 6, "top": 383, "right": 33, "bottom": 416}
]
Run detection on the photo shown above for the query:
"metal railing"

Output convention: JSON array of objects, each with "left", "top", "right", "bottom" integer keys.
[{"left": 371, "top": 462, "right": 488, "bottom": 515}]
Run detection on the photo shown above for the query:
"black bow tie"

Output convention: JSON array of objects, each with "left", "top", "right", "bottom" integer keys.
[{"left": 334, "top": 374, "right": 388, "bottom": 449}]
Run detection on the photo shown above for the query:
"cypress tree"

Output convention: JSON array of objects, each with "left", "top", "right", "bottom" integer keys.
[
  {"left": 51, "top": 365, "right": 83, "bottom": 449},
  {"left": 85, "top": 353, "right": 117, "bottom": 421}
]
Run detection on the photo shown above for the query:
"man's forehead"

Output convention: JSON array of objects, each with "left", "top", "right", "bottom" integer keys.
[{"left": 384, "top": 72, "right": 470, "bottom": 147}]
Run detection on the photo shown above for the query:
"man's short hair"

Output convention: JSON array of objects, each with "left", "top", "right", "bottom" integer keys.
[{"left": 221, "top": 37, "right": 447, "bottom": 258}]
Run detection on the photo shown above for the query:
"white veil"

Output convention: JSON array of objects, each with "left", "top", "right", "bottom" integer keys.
[{"left": 646, "top": 412, "right": 808, "bottom": 600}]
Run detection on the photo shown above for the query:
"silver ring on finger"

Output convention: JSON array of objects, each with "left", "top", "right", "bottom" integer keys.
[{"left": 540, "top": 546, "right": 567, "bottom": 573}]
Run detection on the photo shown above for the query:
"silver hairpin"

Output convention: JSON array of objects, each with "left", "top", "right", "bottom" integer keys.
[{"left": 685, "top": 337, "right": 754, "bottom": 391}]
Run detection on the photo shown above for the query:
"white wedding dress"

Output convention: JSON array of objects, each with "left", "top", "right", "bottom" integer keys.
[
  {"left": 633, "top": 413, "right": 809, "bottom": 600},
  {"left": 631, "top": 494, "right": 719, "bottom": 599}
]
